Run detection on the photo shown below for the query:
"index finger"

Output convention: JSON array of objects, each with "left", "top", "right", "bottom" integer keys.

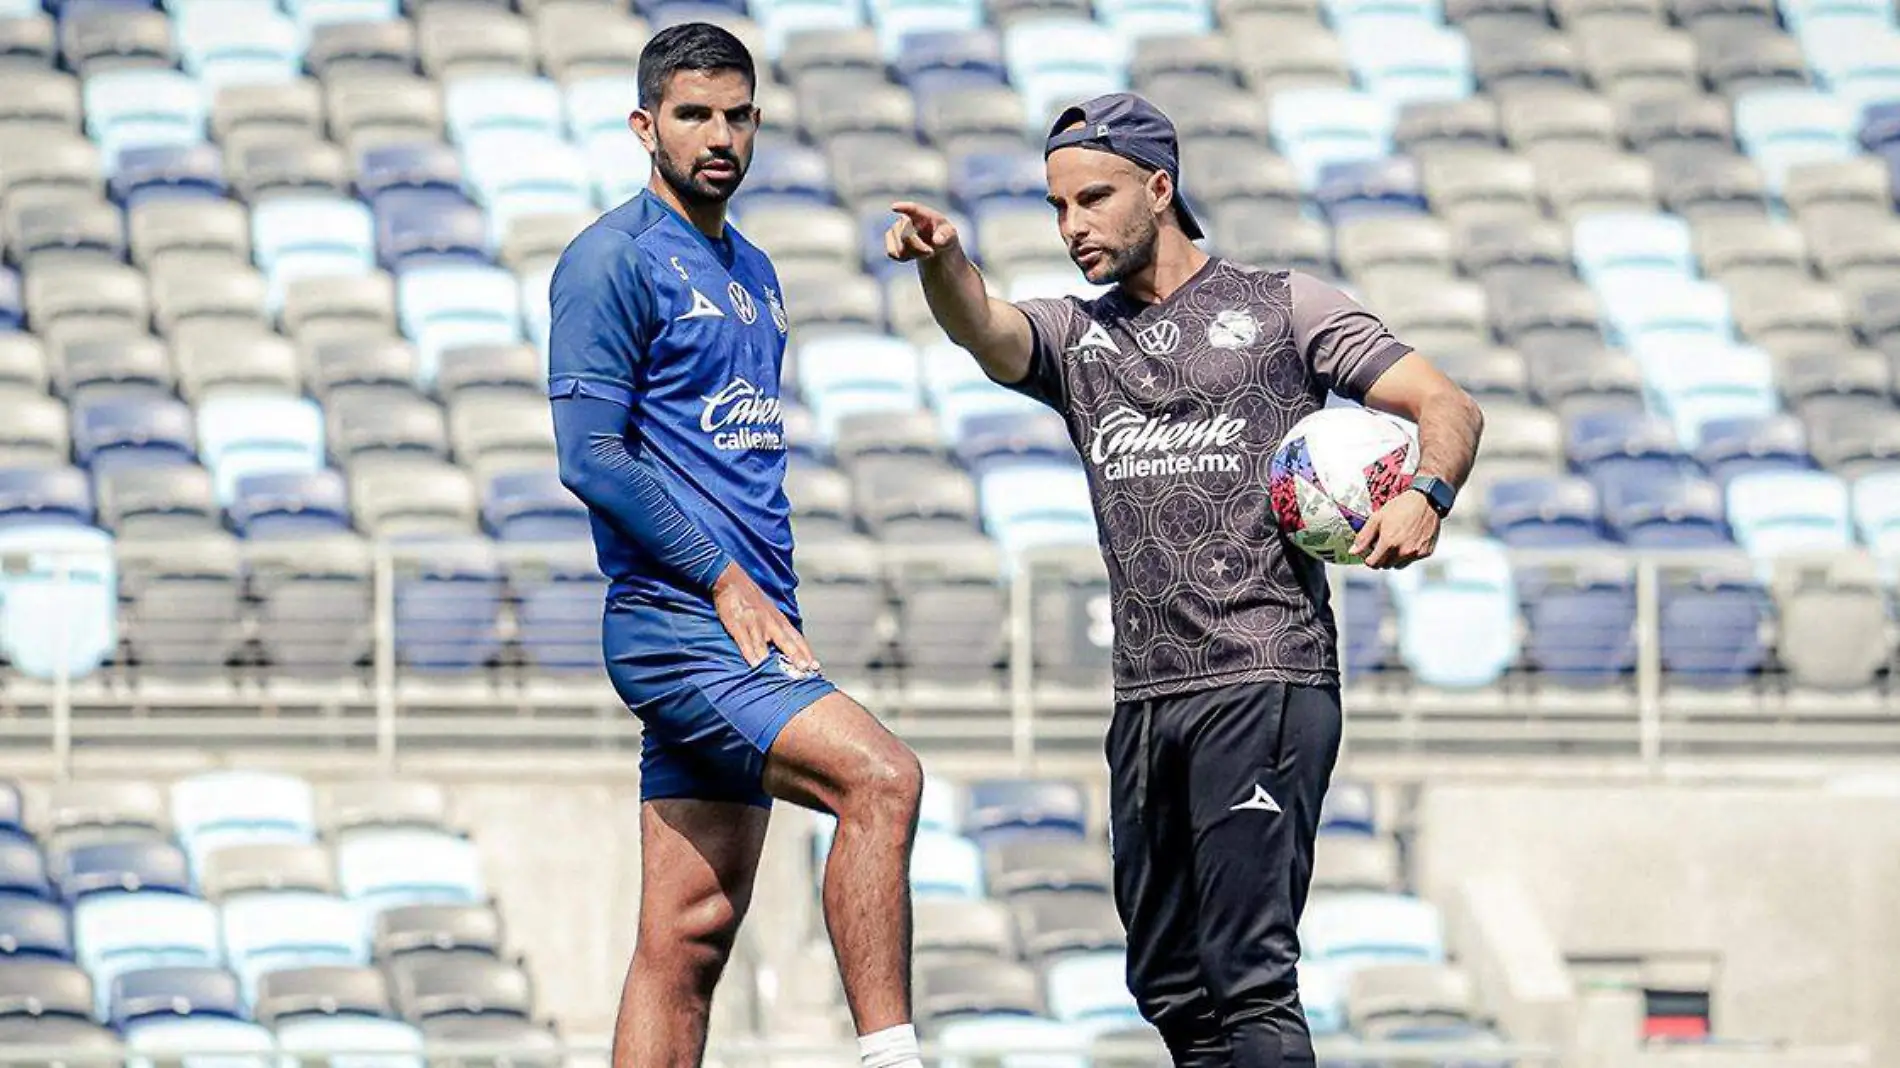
[
  {"left": 773, "top": 616, "right": 819, "bottom": 672},
  {"left": 890, "top": 200, "right": 939, "bottom": 224}
]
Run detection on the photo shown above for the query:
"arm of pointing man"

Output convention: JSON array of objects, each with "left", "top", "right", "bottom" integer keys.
[{"left": 884, "top": 200, "right": 1039, "bottom": 386}]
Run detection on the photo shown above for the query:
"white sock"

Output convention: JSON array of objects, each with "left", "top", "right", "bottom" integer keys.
[{"left": 858, "top": 1022, "right": 923, "bottom": 1068}]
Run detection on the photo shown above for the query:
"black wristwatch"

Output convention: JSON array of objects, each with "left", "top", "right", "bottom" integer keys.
[{"left": 1411, "top": 475, "right": 1457, "bottom": 517}]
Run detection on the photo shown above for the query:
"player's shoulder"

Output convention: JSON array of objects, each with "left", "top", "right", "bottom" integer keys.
[{"left": 559, "top": 195, "right": 672, "bottom": 271}]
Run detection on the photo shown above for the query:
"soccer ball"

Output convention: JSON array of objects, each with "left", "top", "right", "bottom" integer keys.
[{"left": 1268, "top": 407, "right": 1420, "bottom": 565}]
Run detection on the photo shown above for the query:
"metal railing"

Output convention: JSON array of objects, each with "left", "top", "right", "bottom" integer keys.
[{"left": 0, "top": 540, "right": 1897, "bottom": 777}]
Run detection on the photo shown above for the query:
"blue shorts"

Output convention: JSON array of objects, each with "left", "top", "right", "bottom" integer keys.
[{"left": 603, "top": 605, "right": 837, "bottom": 808}]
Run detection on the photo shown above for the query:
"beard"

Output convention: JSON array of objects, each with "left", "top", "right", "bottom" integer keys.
[
  {"left": 653, "top": 140, "right": 747, "bottom": 205},
  {"left": 1076, "top": 211, "right": 1159, "bottom": 286}
]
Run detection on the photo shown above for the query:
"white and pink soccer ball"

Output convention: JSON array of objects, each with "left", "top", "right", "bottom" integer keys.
[{"left": 1269, "top": 408, "right": 1421, "bottom": 566}]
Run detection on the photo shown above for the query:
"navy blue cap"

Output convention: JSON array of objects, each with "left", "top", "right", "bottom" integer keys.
[{"left": 1043, "top": 92, "right": 1204, "bottom": 241}]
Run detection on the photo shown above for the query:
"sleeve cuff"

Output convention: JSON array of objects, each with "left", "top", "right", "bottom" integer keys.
[
  {"left": 549, "top": 374, "right": 636, "bottom": 408},
  {"left": 1343, "top": 341, "right": 1412, "bottom": 402}
]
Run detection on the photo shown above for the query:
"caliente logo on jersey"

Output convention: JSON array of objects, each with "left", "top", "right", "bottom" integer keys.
[
  {"left": 1088, "top": 405, "right": 1248, "bottom": 482},
  {"left": 700, "top": 378, "right": 786, "bottom": 452}
]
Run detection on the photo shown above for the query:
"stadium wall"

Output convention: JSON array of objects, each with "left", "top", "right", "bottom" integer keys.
[{"left": 1414, "top": 781, "right": 1900, "bottom": 1065}]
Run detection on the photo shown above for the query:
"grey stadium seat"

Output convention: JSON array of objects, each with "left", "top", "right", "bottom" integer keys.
[
  {"left": 1806, "top": 217, "right": 1900, "bottom": 291},
  {"left": 1231, "top": 16, "right": 1349, "bottom": 95},
  {"left": 857, "top": 463, "right": 982, "bottom": 541},
  {"left": 174, "top": 330, "right": 302, "bottom": 402},
  {"left": 1578, "top": 25, "right": 1698, "bottom": 101},
  {"left": 1774, "top": 348, "right": 1889, "bottom": 410},
  {"left": 786, "top": 466, "right": 855, "bottom": 540},
  {"left": 0, "top": 69, "right": 80, "bottom": 131},
  {"left": 1433, "top": 346, "right": 1530, "bottom": 402},
  {"left": 828, "top": 139, "right": 948, "bottom": 210},
  {"left": 973, "top": 203, "right": 1071, "bottom": 273},
  {"left": 915, "top": 899, "right": 1017, "bottom": 964},
  {"left": 417, "top": 5, "right": 535, "bottom": 79},
  {"left": 1212, "top": 205, "right": 1332, "bottom": 274},
  {"left": 115, "top": 534, "right": 244, "bottom": 676},
  {"left": 0, "top": 134, "right": 102, "bottom": 202},
  {"left": 799, "top": 80, "right": 916, "bottom": 142},
  {"left": 229, "top": 138, "right": 350, "bottom": 203},
  {"left": 920, "top": 84, "right": 1028, "bottom": 145},
  {"left": 1422, "top": 150, "right": 1540, "bottom": 228},
  {"left": 1537, "top": 147, "right": 1658, "bottom": 220},
  {"left": 983, "top": 837, "right": 1112, "bottom": 897},
  {"left": 917, "top": 960, "right": 1044, "bottom": 1024},
  {"left": 1771, "top": 556, "right": 1891, "bottom": 691},
  {"left": 97, "top": 465, "right": 219, "bottom": 537},
  {"left": 55, "top": 334, "right": 175, "bottom": 401},
  {"left": 1347, "top": 963, "right": 1479, "bottom": 1038},
  {"left": 1129, "top": 34, "right": 1241, "bottom": 87},
  {"left": 0, "top": 388, "right": 68, "bottom": 465},
  {"left": 1393, "top": 97, "right": 1502, "bottom": 159},
  {"left": 254, "top": 966, "right": 395, "bottom": 1028},
  {"left": 1365, "top": 278, "right": 1490, "bottom": 352},
  {"left": 211, "top": 80, "right": 325, "bottom": 149},
  {"left": 779, "top": 28, "right": 883, "bottom": 85},
  {"left": 448, "top": 393, "right": 555, "bottom": 469},
  {"left": 1455, "top": 217, "right": 1573, "bottom": 287},
  {"left": 793, "top": 536, "right": 888, "bottom": 674},
  {"left": 1620, "top": 94, "right": 1735, "bottom": 157},
  {"left": 741, "top": 203, "right": 858, "bottom": 273},
  {"left": 200, "top": 843, "right": 337, "bottom": 900},
  {"left": 1693, "top": 216, "right": 1810, "bottom": 290},
  {"left": 1448, "top": 0, "right": 1549, "bottom": 38},
  {"left": 326, "top": 391, "right": 448, "bottom": 469},
  {"left": 283, "top": 274, "right": 398, "bottom": 342},
  {"left": 1145, "top": 81, "right": 1273, "bottom": 143},
  {"left": 1728, "top": 279, "right": 1850, "bottom": 352},
  {"left": 328, "top": 779, "right": 451, "bottom": 834},
  {"left": 1333, "top": 216, "right": 1455, "bottom": 285},
  {"left": 150, "top": 263, "right": 268, "bottom": 337},
  {"left": 834, "top": 411, "right": 947, "bottom": 479},
  {"left": 417, "top": 1016, "right": 562, "bottom": 1068},
  {"left": 307, "top": 337, "right": 420, "bottom": 404},
  {"left": 325, "top": 77, "right": 444, "bottom": 150},
  {"left": 1470, "top": 31, "right": 1585, "bottom": 95},
  {"left": 1699, "top": 26, "right": 1810, "bottom": 97},
  {"left": 306, "top": 19, "right": 418, "bottom": 81},
  {"left": 1475, "top": 402, "right": 1567, "bottom": 480},
  {"left": 1031, "top": 550, "right": 1113, "bottom": 690},
  {"left": 0, "top": 335, "right": 47, "bottom": 393},
  {"left": 1010, "top": 889, "right": 1125, "bottom": 959},
  {"left": 780, "top": 273, "right": 885, "bottom": 333},
  {"left": 1181, "top": 141, "right": 1301, "bottom": 213},
  {"left": 246, "top": 535, "right": 375, "bottom": 678},
  {"left": 892, "top": 540, "right": 1006, "bottom": 682},
  {"left": 389, "top": 953, "right": 535, "bottom": 1021},
  {"left": 536, "top": 1, "right": 647, "bottom": 81},
  {"left": 1488, "top": 276, "right": 1604, "bottom": 349},
  {"left": 435, "top": 344, "right": 539, "bottom": 402},
  {"left": 350, "top": 461, "right": 479, "bottom": 538},
  {"left": 127, "top": 199, "right": 252, "bottom": 270},
  {"left": 3, "top": 198, "right": 120, "bottom": 271},
  {"left": 1781, "top": 157, "right": 1889, "bottom": 220},
  {"left": 1525, "top": 344, "right": 1645, "bottom": 416},
  {"left": 60, "top": 4, "right": 172, "bottom": 75},
  {"left": 1805, "top": 406, "right": 1900, "bottom": 478},
  {"left": 1312, "top": 834, "right": 1401, "bottom": 892},
  {"left": 375, "top": 904, "right": 504, "bottom": 960},
  {"left": 1652, "top": 150, "right": 1771, "bottom": 220},
  {"left": 883, "top": 275, "right": 939, "bottom": 341},
  {"left": 1499, "top": 89, "right": 1617, "bottom": 152},
  {"left": 41, "top": 780, "right": 167, "bottom": 837},
  {"left": 0, "top": 960, "right": 94, "bottom": 1021},
  {"left": 1672, "top": 0, "right": 1779, "bottom": 28},
  {"left": 0, "top": 14, "right": 56, "bottom": 69},
  {"left": 501, "top": 212, "right": 591, "bottom": 272}
]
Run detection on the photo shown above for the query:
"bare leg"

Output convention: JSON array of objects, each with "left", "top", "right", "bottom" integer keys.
[
  {"left": 612, "top": 799, "right": 770, "bottom": 1068},
  {"left": 762, "top": 691, "right": 923, "bottom": 1035}
]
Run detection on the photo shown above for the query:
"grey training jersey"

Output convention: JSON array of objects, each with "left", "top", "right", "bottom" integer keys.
[{"left": 1003, "top": 259, "right": 1411, "bottom": 701}]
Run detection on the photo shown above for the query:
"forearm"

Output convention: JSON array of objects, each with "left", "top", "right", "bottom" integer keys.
[
  {"left": 917, "top": 245, "right": 1028, "bottom": 378},
  {"left": 554, "top": 396, "right": 731, "bottom": 591},
  {"left": 1414, "top": 389, "right": 1485, "bottom": 489}
]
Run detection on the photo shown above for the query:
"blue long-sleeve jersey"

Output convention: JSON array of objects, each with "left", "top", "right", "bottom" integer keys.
[{"left": 548, "top": 191, "right": 799, "bottom": 623}]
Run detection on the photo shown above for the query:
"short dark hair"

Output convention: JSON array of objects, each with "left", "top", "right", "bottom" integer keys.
[{"left": 637, "top": 23, "right": 756, "bottom": 110}]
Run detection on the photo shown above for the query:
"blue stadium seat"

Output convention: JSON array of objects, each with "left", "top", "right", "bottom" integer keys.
[
  {"left": 220, "top": 893, "right": 369, "bottom": 1004},
  {"left": 0, "top": 899, "right": 73, "bottom": 960},
  {"left": 109, "top": 145, "right": 226, "bottom": 206},
  {"left": 482, "top": 469, "right": 587, "bottom": 541},
  {"left": 0, "top": 784, "right": 22, "bottom": 838},
  {"left": 911, "top": 829, "right": 984, "bottom": 899},
  {"left": 1695, "top": 415, "right": 1814, "bottom": 484},
  {"left": 1660, "top": 567, "right": 1771, "bottom": 684},
  {"left": 1601, "top": 471, "right": 1730, "bottom": 547},
  {"left": 335, "top": 828, "right": 485, "bottom": 918},
  {"left": 948, "top": 150, "right": 1044, "bottom": 217},
  {"left": 962, "top": 780, "right": 1087, "bottom": 845},
  {"left": 564, "top": 78, "right": 635, "bottom": 144},
  {"left": 1852, "top": 468, "right": 1900, "bottom": 555},
  {"left": 1319, "top": 780, "right": 1377, "bottom": 836},
  {"left": 109, "top": 965, "right": 243, "bottom": 1032},
  {"left": 252, "top": 197, "right": 377, "bottom": 311},
  {"left": 795, "top": 333, "right": 925, "bottom": 440},
  {"left": 1300, "top": 892, "right": 1446, "bottom": 974},
  {"left": 1314, "top": 158, "right": 1428, "bottom": 223},
  {"left": 1734, "top": 88, "right": 1858, "bottom": 193},
  {"left": 445, "top": 76, "right": 565, "bottom": 144},
  {"left": 174, "top": 3, "right": 299, "bottom": 91},
  {"left": 1567, "top": 409, "right": 1692, "bottom": 486},
  {"left": 741, "top": 145, "right": 834, "bottom": 206},
  {"left": 1520, "top": 562, "right": 1638, "bottom": 683},
  {"left": 869, "top": 0, "right": 982, "bottom": 60},
  {"left": 395, "top": 265, "right": 523, "bottom": 384},
  {"left": 73, "top": 398, "right": 195, "bottom": 475},
  {"left": 284, "top": 0, "right": 398, "bottom": 32},
  {"left": 196, "top": 394, "right": 326, "bottom": 506},
  {"left": 357, "top": 143, "right": 466, "bottom": 201},
  {"left": 229, "top": 470, "right": 352, "bottom": 539},
  {"left": 0, "top": 270, "right": 20, "bottom": 331},
  {"left": 394, "top": 539, "right": 504, "bottom": 672},
  {"left": 895, "top": 30, "right": 1008, "bottom": 90},
  {"left": 1595, "top": 276, "right": 1734, "bottom": 349},
  {"left": 1859, "top": 98, "right": 1900, "bottom": 149},
  {"left": 0, "top": 525, "right": 117, "bottom": 682},
  {"left": 1635, "top": 339, "right": 1779, "bottom": 449},
  {"left": 0, "top": 837, "right": 51, "bottom": 900},
  {"left": 82, "top": 71, "right": 207, "bottom": 175},
  {"left": 169, "top": 771, "right": 317, "bottom": 874},
  {"left": 1093, "top": 0, "right": 1214, "bottom": 41},
  {"left": 1485, "top": 476, "right": 1605, "bottom": 546},
  {"left": 1338, "top": 570, "right": 1392, "bottom": 677},
  {"left": 954, "top": 410, "right": 1077, "bottom": 477},
  {"left": 1339, "top": 20, "right": 1474, "bottom": 106},
  {"left": 74, "top": 893, "right": 220, "bottom": 1016},
  {"left": 373, "top": 191, "right": 490, "bottom": 271},
  {"left": 1270, "top": 88, "right": 1396, "bottom": 189},
  {"left": 977, "top": 463, "right": 1097, "bottom": 561},
  {"left": 1003, "top": 19, "right": 1129, "bottom": 128},
  {"left": 1571, "top": 213, "right": 1696, "bottom": 290},
  {"left": 506, "top": 544, "right": 607, "bottom": 673},
  {"left": 0, "top": 468, "right": 94, "bottom": 528},
  {"left": 1724, "top": 469, "right": 1853, "bottom": 558},
  {"left": 1042, "top": 950, "right": 1140, "bottom": 1026},
  {"left": 1388, "top": 535, "right": 1519, "bottom": 688},
  {"left": 461, "top": 132, "right": 593, "bottom": 246},
  {"left": 811, "top": 775, "right": 961, "bottom": 867}
]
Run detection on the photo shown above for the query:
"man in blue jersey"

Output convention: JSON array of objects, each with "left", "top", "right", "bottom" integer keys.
[{"left": 548, "top": 24, "right": 927, "bottom": 1068}]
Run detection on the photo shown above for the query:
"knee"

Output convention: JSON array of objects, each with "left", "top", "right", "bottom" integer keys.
[
  {"left": 638, "top": 894, "right": 743, "bottom": 988},
  {"left": 841, "top": 743, "right": 923, "bottom": 828}
]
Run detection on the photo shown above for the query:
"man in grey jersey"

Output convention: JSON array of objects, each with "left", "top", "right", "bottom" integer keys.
[{"left": 885, "top": 94, "right": 1485, "bottom": 1067}]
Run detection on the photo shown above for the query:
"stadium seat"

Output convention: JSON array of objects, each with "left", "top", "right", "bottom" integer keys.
[
  {"left": 1314, "top": 835, "right": 1400, "bottom": 892},
  {"left": 72, "top": 891, "right": 220, "bottom": 1016},
  {"left": 962, "top": 779, "right": 1088, "bottom": 843},
  {"left": 0, "top": 836, "right": 50, "bottom": 900},
  {"left": 482, "top": 468, "right": 587, "bottom": 542},
  {"left": 199, "top": 843, "right": 336, "bottom": 901},
  {"left": 0, "top": 468, "right": 93, "bottom": 529},
  {"left": 229, "top": 471, "right": 352, "bottom": 540},
  {"left": 251, "top": 197, "right": 377, "bottom": 311},
  {"left": 983, "top": 837, "right": 1111, "bottom": 897},
  {"left": 396, "top": 265, "right": 524, "bottom": 384},
  {"left": 0, "top": 958, "right": 96, "bottom": 1027},
  {"left": 445, "top": 75, "right": 565, "bottom": 144},
  {"left": 387, "top": 951, "right": 534, "bottom": 1022},
  {"left": 461, "top": 133, "right": 592, "bottom": 247},
  {"left": 169, "top": 771, "right": 318, "bottom": 874},
  {"left": 1659, "top": 561, "right": 1772, "bottom": 685},
  {"left": 1635, "top": 339, "right": 1779, "bottom": 449},
  {"left": 1003, "top": 19, "right": 1129, "bottom": 127},
  {"left": 221, "top": 892, "right": 370, "bottom": 1004},
  {"left": 506, "top": 542, "right": 606, "bottom": 673},
  {"left": 1011, "top": 889, "right": 1124, "bottom": 959},
  {"left": 1301, "top": 892, "right": 1447, "bottom": 975},
  {"left": 393, "top": 539, "right": 504, "bottom": 671},
  {"left": 374, "top": 192, "right": 490, "bottom": 272},
  {"left": 1269, "top": 87, "right": 1396, "bottom": 189},
  {"left": 909, "top": 829, "right": 985, "bottom": 899},
  {"left": 82, "top": 70, "right": 207, "bottom": 174},
  {"left": 174, "top": 3, "right": 300, "bottom": 92},
  {"left": 1771, "top": 554, "right": 1890, "bottom": 688},
  {"left": 374, "top": 904, "right": 504, "bottom": 961},
  {"left": 335, "top": 827, "right": 486, "bottom": 919},
  {"left": 0, "top": 524, "right": 118, "bottom": 682},
  {"left": 1341, "top": 21, "right": 1475, "bottom": 106},
  {"left": 1486, "top": 476, "right": 1606, "bottom": 546},
  {"left": 1850, "top": 469, "right": 1900, "bottom": 557},
  {"left": 977, "top": 463, "right": 1097, "bottom": 562},
  {"left": 1389, "top": 536, "right": 1519, "bottom": 688},
  {"left": 1734, "top": 88, "right": 1857, "bottom": 193},
  {"left": 356, "top": 143, "right": 464, "bottom": 201},
  {"left": 72, "top": 397, "right": 194, "bottom": 475},
  {"left": 1724, "top": 470, "right": 1853, "bottom": 558},
  {"left": 327, "top": 780, "right": 451, "bottom": 837},
  {"left": 1042, "top": 949, "right": 1141, "bottom": 1026},
  {"left": 0, "top": 898, "right": 73, "bottom": 961},
  {"left": 108, "top": 965, "right": 243, "bottom": 1032},
  {"left": 1520, "top": 560, "right": 1638, "bottom": 683},
  {"left": 196, "top": 394, "right": 326, "bottom": 506}
]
